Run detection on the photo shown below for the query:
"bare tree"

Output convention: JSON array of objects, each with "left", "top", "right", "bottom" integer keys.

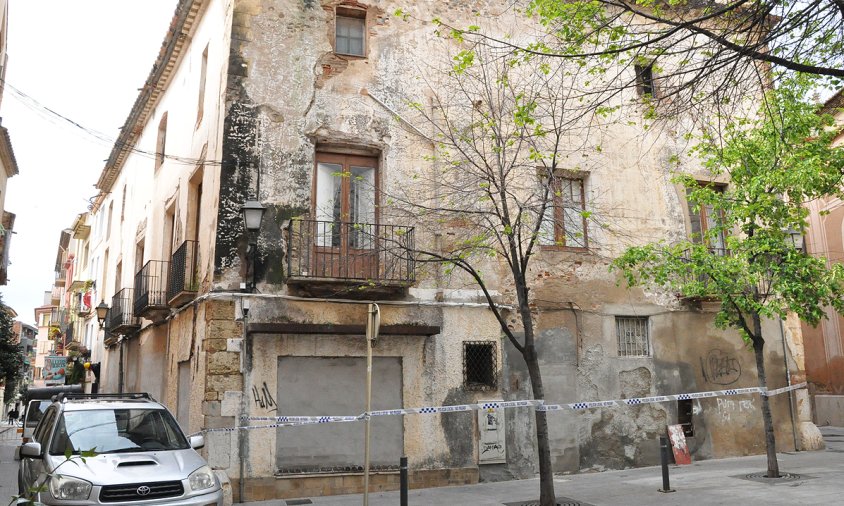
[{"left": 380, "top": 39, "right": 620, "bottom": 505}]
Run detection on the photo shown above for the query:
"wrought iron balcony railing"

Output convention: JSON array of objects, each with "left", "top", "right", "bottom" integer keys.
[
  {"left": 168, "top": 240, "right": 199, "bottom": 307},
  {"left": 50, "top": 309, "right": 69, "bottom": 332},
  {"left": 678, "top": 247, "right": 731, "bottom": 299},
  {"left": 134, "top": 260, "right": 170, "bottom": 320},
  {"left": 107, "top": 288, "right": 140, "bottom": 335},
  {"left": 286, "top": 219, "right": 415, "bottom": 285}
]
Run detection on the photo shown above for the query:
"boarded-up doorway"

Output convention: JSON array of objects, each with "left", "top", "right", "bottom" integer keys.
[{"left": 276, "top": 356, "right": 403, "bottom": 472}]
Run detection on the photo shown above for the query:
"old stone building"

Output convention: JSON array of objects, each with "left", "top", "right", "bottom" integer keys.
[{"left": 75, "top": 0, "right": 821, "bottom": 502}]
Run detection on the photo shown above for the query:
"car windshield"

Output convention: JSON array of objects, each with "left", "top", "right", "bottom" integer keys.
[
  {"left": 25, "top": 400, "right": 50, "bottom": 428},
  {"left": 49, "top": 408, "right": 190, "bottom": 455}
]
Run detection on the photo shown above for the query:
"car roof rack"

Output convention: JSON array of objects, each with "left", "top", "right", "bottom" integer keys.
[{"left": 55, "top": 392, "right": 155, "bottom": 402}]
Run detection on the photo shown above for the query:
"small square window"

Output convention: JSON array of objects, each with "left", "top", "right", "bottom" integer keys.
[
  {"left": 634, "top": 63, "right": 655, "bottom": 97},
  {"left": 464, "top": 341, "right": 498, "bottom": 391},
  {"left": 616, "top": 316, "right": 650, "bottom": 357},
  {"left": 335, "top": 7, "right": 366, "bottom": 57}
]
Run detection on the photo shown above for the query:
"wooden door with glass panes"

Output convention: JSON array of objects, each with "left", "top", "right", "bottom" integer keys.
[{"left": 312, "top": 153, "right": 379, "bottom": 279}]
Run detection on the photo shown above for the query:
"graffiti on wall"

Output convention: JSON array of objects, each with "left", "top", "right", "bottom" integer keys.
[
  {"left": 701, "top": 349, "right": 741, "bottom": 385},
  {"left": 252, "top": 381, "right": 277, "bottom": 411},
  {"left": 716, "top": 397, "right": 756, "bottom": 422}
]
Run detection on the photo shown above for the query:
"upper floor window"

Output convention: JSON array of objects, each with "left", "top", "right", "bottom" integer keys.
[
  {"left": 155, "top": 113, "right": 168, "bottom": 171},
  {"left": 687, "top": 183, "right": 727, "bottom": 255},
  {"left": 539, "top": 175, "right": 588, "bottom": 249},
  {"left": 335, "top": 6, "right": 366, "bottom": 57},
  {"left": 635, "top": 62, "right": 655, "bottom": 97},
  {"left": 106, "top": 202, "right": 113, "bottom": 240},
  {"left": 196, "top": 44, "right": 208, "bottom": 128}
]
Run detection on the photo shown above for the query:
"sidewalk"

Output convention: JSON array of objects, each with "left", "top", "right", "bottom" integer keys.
[{"left": 236, "top": 426, "right": 844, "bottom": 506}]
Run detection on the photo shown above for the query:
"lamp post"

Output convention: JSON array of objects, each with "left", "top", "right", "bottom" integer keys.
[{"left": 240, "top": 199, "right": 266, "bottom": 291}]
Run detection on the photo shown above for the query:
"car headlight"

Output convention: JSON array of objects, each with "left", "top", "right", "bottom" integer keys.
[
  {"left": 49, "top": 474, "right": 92, "bottom": 500},
  {"left": 188, "top": 465, "right": 217, "bottom": 492}
]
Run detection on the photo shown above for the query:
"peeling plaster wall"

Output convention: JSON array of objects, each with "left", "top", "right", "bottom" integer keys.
[
  {"left": 223, "top": 298, "right": 503, "bottom": 483},
  {"left": 54, "top": 0, "right": 807, "bottom": 498},
  {"left": 202, "top": 0, "right": 808, "bottom": 491}
]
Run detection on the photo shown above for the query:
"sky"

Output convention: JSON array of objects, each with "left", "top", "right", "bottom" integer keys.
[{"left": 1, "top": 0, "right": 177, "bottom": 321}]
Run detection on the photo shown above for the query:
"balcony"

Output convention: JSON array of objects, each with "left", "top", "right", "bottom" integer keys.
[
  {"left": 50, "top": 309, "right": 69, "bottom": 332},
  {"left": 134, "top": 260, "right": 170, "bottom": 321},
  {"left": 107, "top": 288, "right": 140, "bottom": 335},
  {"left": 50, "top": 286, "right": 62, "bottom": 306},
  {"left": 678, "top": 247, "right": 730, "bottom": 303},
  {"left": 168, "top": 240, "right": 199, "bottom": 307},
  {"left": 286, "top": 219, "right": 415, "bottom": 297},
  {"left": 54, "top": 270, "right": 66, "bottom": 288}
]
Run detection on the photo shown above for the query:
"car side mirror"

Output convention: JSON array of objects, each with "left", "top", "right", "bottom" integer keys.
[
  {"left": 20, "top": 442, "right": 42, "bottom": 459},
  {"left": 189, "top": 435, "right": 205, "bottom": 450}
]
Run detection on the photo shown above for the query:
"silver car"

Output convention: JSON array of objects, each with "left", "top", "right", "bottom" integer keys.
[{"left": 18, "top": 393, "right": 223, "bottom": 505}]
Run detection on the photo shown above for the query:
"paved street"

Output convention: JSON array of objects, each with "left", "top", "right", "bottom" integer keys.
[
  {"left": 237, "top": 426, "right": 844, "bottom": 506},
  {"left": 0, "top": 422, "right": 21, "bottom": 504},
  {"left": 3, "top": 423, "right": 843, "bottom": 505}
]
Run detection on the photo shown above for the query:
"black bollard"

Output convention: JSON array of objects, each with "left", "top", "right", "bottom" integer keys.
[
  {"left": 400, "top": 456, "right": 408, "bottom": 506},
  {"left": 658, "top": 436, "right": 675, "bottom": 493}
]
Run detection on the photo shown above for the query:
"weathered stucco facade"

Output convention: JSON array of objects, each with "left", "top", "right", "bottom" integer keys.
[
  {"left": 804, "top": 91, "right": 844, "bottom": 426},
  {"left": 78, "top": 0, "right": 821, "bottom": 503}
]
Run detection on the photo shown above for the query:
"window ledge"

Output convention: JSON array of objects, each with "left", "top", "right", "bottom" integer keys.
[{"left": 539, "top": 245, "right": 590, "bottom": 253}]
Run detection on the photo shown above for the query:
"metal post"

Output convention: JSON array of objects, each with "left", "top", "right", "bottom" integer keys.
[
  {"left": 363, "top": 303, "right": 379, "bottom": 506},
  {"left": 118, "top": 337, "right": 124, "bottom": 394},
  {"left": 658, "top": 436, "right": 675, "bottom": 493},
  {"left": 779, "top": 318, "right": 800, "bottom": 451},
  {"left": 239, "top": 298, "right": 250, "bottom": 503},
  {"left": 400, "top": 456, "right": 408, "bottom": 506}
]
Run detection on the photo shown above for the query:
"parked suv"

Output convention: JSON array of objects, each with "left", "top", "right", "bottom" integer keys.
[{"left": 18, "top": 393, "right": 223, "bottom": 505}]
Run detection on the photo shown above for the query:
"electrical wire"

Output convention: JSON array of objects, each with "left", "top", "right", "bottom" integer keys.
[{"left": 2, "top": 77, "right": 222, "bottom": 166}]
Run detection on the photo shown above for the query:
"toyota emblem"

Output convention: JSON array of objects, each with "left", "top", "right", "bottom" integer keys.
[{"left": 136, "top": 485, "right": 151, "bottom": 496}]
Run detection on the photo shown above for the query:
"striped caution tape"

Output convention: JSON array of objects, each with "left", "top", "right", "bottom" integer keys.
[
  {"left": 762, "top": 382, "right": 806, "bottom": 397},
  {"left": 194, "top": 382, "right": 806, "bottom": 435}
]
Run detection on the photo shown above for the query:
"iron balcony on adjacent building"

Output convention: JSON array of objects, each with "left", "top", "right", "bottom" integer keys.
[
  {"left": 167, "top": 240, "right": 199, "bottom": 307},
  {"left": 107, "top": 288, "right": 140, "bottom": 335},
  {"left": 134, "top": 260, "right": 170, "bottom": 321}
]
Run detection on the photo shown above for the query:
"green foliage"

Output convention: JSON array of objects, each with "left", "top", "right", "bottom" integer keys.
[
  {"left": 527, "top": 0, "right": 844, "bottom": 83},
  {"left": 12, "top": 450, "right": 98, "bottom": 506},
  {"left": 613, "top": 77, "right": 844, "bottom": 341},
  {"left": 0, "top": 295, "right": 24, "bottom": 401}
]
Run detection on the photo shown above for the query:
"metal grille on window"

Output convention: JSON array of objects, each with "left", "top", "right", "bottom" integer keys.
[
  {"left": 616, "top": 316, "right": 650, "bottom": 357},
  {"left": 464, "top": 341, "right": 498, "bottom": 390}
]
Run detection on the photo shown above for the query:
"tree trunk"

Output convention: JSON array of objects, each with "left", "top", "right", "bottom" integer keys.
[
  {"left": 524, "top": 344, "right": 556, "bottom": 505},
  {"left": 751, "top": 311, "right": 780, "bottom": 478}
]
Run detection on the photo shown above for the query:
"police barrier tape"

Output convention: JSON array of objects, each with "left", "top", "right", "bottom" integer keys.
[{"left": 194, "top": 382, "right": 806, "bottom": 435}]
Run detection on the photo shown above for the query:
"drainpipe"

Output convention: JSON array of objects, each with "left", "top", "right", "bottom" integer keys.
[
  {"left": 118, "top": 336, "right": 124, "bottom": 394},
  {"left": 779, "top": 318, "right": 800, "bottom": 451}
]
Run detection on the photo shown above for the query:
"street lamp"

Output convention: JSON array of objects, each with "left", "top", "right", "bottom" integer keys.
[
  {"left": 241, "top": 199, "right": 266, "bottom": 292},
  {"left": 785, "top": 227, "right": 805, "bottom": 253},
  {"left": 241, "top": 199, "right": 266, "bottom": 235},
  {"left": 95, "top": 301, "right": 109, "bottom": 329}
]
